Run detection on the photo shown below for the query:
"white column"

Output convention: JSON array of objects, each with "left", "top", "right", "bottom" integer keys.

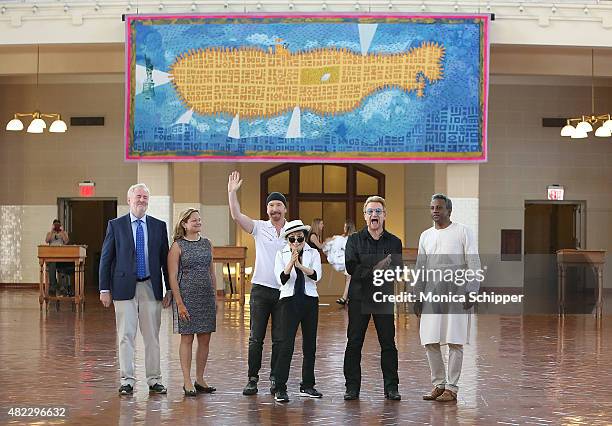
[
  {"left": 137, "top": 163, "right": 173, "bottom": 240},
  {"left": 446, "top": 164, "right": 479, "bottom": 246}
]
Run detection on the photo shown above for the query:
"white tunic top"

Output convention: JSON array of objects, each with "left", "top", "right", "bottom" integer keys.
[
  {"left": 250, "top": 219, "right": 288, "bottom": 290},
  {"left": 415, "top": 222, "right": 481, "bottom": 346},
  {"left": 274, "top": 244, "right": 322, "bottom": 299}
]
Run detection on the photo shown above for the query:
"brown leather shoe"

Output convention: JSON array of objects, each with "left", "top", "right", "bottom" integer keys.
[
  {"left": 422, "top": 387, "right": 445, "bottom": 400},
  {"left": 435, "top": 389, "right": 457, "bottom": 402}
]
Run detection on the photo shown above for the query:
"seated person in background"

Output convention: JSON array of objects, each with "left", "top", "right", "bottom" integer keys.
[{"left": 44, "top": 219, "right": 72, "bottom": 296}]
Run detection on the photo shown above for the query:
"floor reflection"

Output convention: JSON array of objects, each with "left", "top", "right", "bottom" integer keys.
[{"left": 1, "top": 289, "right": 611, "bottom": 425}]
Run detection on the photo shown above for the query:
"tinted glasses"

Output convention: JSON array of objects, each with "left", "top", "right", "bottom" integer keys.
[
  {"left": 364, "top": 208, "right": 384, "bottom": 215},
  {"left": 288, "top": 236, "right": 305, "bottom": 244}
]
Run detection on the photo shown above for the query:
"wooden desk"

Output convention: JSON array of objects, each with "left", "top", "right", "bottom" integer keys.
[
  {"left": 38, "top": 245, "right": 87, "bottom": 312},
  {"left": 213, "top": 246, "right": 247, "bottom": 306},
  {"left": 556, "top": 249, "right": 606, "bottom": 318}
]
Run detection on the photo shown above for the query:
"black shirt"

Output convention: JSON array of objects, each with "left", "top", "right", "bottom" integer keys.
[{"left": 345, "top": 227, "right": 403, "bottom": 306}]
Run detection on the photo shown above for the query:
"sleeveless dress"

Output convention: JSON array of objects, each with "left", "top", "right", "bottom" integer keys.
[
  {"left": 308, "top": 232, "right": 325, "bottom": 262},
  {"left": 172, "top": 237, "right": 217, "bottom": 334}
]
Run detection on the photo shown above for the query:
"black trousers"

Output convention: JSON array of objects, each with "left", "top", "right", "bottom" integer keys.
[
  {"left": 247, "top": 284, "right": 282, "bottom": 380},
  {"left": 273, "top": 296, "right": 319, "bottom": 392},
  {"left": 343, "top": 298, "right": 399, "bottom": 393}
]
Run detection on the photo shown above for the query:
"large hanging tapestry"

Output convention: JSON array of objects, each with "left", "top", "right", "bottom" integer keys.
[{"left": 125, "top": 14, "right": 489, "bottom": 162}]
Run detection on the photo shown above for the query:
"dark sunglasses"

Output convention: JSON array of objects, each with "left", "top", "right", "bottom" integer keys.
[{"left": 288, "top": 236, "right": 305, "bottom": 243}]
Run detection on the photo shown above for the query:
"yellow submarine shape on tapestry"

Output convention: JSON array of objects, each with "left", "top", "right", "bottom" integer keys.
[{"left": 169, "top": 40, "right": 444, "bottom": 119}]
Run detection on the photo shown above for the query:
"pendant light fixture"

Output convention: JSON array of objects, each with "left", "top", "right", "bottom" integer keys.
[
  {"left": 560, "top": 49, "right": 611, "bottom": 139},
  {"left": 5, "top": 45, "right": 68, "bottom": 134}
]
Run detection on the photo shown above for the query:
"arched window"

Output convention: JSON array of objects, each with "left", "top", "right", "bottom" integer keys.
[{"left": 261, "top": 164, "right": 385, "bottom": 238}]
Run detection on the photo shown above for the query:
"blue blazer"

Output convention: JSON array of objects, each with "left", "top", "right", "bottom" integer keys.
[{"left": 99, "top": 213, "right": 170, "bottom": 301}]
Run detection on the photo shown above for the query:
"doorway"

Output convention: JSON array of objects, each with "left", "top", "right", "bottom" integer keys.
[
  {"left": 261, "top": 163, "right": 385, "bottom": 237},
  {"left": 58, "top": 198, "right": 117, "bottom": 294},
  {"left": 523, "top": 201, "right": 591, "bottom": 313}
]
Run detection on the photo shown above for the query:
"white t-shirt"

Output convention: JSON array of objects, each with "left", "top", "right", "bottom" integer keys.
[{"left": 250, "top": 219, "right": 288, "bottom": 290}]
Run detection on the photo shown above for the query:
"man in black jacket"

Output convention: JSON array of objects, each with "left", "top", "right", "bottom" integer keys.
[{"left": 343, "top": 195, "right": 403, "bottom": 401}]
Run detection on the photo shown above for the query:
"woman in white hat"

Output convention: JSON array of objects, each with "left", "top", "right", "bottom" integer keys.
[{"left": 272, "top": 220, "right": 323, "bottom": 403}]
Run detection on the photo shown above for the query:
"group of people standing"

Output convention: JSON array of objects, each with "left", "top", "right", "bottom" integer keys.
[{"left": 98, "top": 174, "right": 481, "bottom": 405}]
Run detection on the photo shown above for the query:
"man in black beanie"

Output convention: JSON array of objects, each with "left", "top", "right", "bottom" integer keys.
[{"left": 228, "top": 171, "right": 288, "bottom": 396}]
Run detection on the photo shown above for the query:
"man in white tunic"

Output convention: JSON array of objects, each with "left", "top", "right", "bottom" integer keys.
[{"left": 414, "top": 194, "right": 481, "bottom": 402}]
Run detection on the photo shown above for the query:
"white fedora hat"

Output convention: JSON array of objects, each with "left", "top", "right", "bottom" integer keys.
[{"left": 281, "top": 220, "right": 311, "bottom": 239}]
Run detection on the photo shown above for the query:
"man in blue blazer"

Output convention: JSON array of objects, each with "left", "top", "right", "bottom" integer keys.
[{"left": 99, "top": 183, "right": 172, "bottom": 396}]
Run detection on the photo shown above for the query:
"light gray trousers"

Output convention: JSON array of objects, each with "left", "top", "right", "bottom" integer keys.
[
  {"left": 114, "top": 280, "right": 162, "bottom": 387},
  {"left": 425, "top": 343, "right": 463, "bottom": 393}
]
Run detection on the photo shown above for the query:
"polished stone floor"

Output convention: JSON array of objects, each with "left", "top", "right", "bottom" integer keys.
[{"left": 1, "top": 288, "right": 611, "bottom": 425}]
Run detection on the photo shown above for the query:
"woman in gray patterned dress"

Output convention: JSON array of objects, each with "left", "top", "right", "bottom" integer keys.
[{"left": 168, "top": 208, "right": 217, "bottom": 396}]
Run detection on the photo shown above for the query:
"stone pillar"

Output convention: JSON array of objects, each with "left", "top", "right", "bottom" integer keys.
[
  {"left": 137, "top": 163, "right": 173, "bottom": 239},
  {"left": 200, "top": 163, "right": 236, "bottom": 247},
  {"left": 200, "top": 163, "right": 238, "bottom": 293},
  {"left": 446, "top": 164, "right": 479, "bottom": 245},
  {"left": 434, "top": 164, "right": 448, "bottom": 195},
  {"left": 173, "top": 163, "right": 201, "bottom": 230}
]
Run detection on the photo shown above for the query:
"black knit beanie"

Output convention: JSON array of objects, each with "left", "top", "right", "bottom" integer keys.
[{"left": 266, "top": 192, "right": 287, "bottom": 206}]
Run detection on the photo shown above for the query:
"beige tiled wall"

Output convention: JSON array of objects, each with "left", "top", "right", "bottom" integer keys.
[
  {"left": 481, "top": 84, "right": 612, "bottom": 288},
  {"left": 0, "top": 204, "right": 131, "bottom": 284},
  {"left": 0, "top": 83, "right": 136, "bottom": 205},
  {"left": 137, "top": 163, "right": 172, "bottom": 199},
  {"left": 0, "top": 205, "right": 57, "bottom": 283},
  {"left": 201, "top": 163, "right": 238, "bottom": 205},
  {"left": 0, "top": 205, "right": 24, "bottom": 282},
  {"left": 404, "top": 164, "right": 436, "bottom": 248},
  {"left": 451, "top": 197, "right": 480, "bottom": 247},
  {"left": 0, "top": 82, "right": 135, "bottom": 283},
  {"left": 173, "top": 163, "right": 200, "bottom": 203}
]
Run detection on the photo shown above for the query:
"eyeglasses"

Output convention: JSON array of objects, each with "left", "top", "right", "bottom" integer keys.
[
  {"left": 364, "top": 208, "right": 384, "bottom": 215},
  {"left": 288, "top": 236, "right": 305, "bottom": 243}
]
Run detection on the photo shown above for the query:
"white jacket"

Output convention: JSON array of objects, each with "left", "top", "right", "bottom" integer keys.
[{"left": 274, "top": 244, "right": 322, "bottom": 299}]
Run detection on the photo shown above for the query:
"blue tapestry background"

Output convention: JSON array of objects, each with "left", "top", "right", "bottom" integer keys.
[{"left": 128, "top": 16, "right": 487, "bottom": 161}]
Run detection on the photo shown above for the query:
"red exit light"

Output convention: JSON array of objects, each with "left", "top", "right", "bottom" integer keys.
[{"left": 79, "top": 181, "right": 95, "bottom": 197}]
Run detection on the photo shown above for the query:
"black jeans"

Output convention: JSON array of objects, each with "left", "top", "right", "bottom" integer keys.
[
  {"left": 248, "top": 284, "right": 281, "bottom": 380},
  {"left": 343, "top": 298, "right": 399, "bottom": 393},
  {"left": 274, "top": 296, "right": 319, "bottom": 392}
]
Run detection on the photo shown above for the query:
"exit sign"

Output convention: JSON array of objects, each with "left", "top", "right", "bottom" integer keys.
[
  {"left": 547, "top": 185, "right": 564, "bottom": 200},
  {"left": 79, "top": 181, "right": 95, "bottom": 197}
]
